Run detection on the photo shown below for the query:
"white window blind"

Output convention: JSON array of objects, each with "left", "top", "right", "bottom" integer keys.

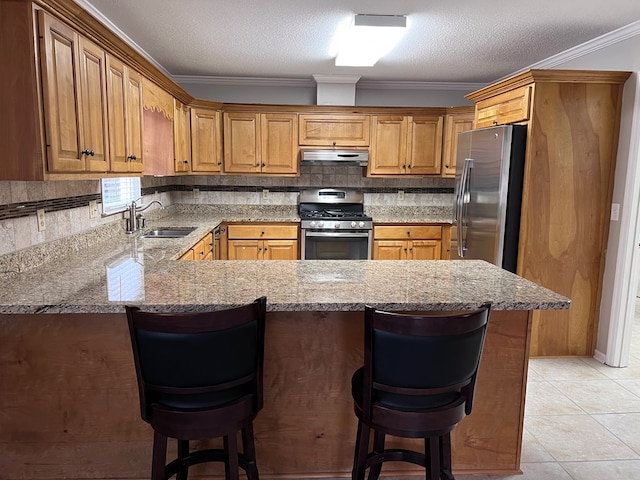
[{"left": 101, "top": 177, "right": 141, "bottom": 215}]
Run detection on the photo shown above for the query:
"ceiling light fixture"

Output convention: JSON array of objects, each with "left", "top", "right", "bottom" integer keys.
[{"left": 335, "top": 14, "right": 407, "bottom": 67}]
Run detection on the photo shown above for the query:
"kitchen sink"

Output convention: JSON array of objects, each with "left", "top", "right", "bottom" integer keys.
[{"left": 141, "top": 227, "right": 197, "bottom": 238}]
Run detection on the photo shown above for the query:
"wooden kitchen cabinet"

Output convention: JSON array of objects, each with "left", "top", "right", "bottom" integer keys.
[
  {"left": 223, "top": 112, "right": 298, "bottom": 175},
  {"left": 227, "top": 223, "right": 299, "bottom": 260},
  {"left": 191, "top": 106, "right": 223, "bottom": 173},
  {"left": 373, "top": 225, "right": 443, "bottom": 260},
  {"left": 442, "top": 109, "right": 475, "bottom": 177},
  {"left": 474, "top": 85, "right": 531, "bottom": 129},
  {"left": 368, "top": 115, "right": 443, "bottom": 176},
  {"left": 173, "top": 100, "right": 191, "bottom": 173},
  {"left": 467, "top": 69, "right": 631, "bottom": 356},
  {"left": 38, "top": 11, "right": 109, "bottom": 174},
  {"left": 179, "top": 231, "right": 214, "bottom": 261},
  {"left": 299, "top": 114, "right": 370, "bottom": 147},
  {"left": 106, "top": 54, "right": 144, "bottom": 173}
]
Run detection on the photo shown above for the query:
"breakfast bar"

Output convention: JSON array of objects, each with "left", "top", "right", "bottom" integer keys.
[{"left": 0, "top": 228, "right": 569, "bottom": 479}]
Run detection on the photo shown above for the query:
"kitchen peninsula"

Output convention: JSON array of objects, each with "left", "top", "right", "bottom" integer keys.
[{"left": 0, "top": 211, "right": 569, "bottom": 479}]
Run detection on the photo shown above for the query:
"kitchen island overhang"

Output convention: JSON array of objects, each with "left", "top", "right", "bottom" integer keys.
[{"left": 0, "top": 258, "right": 569, "bottom": 478}]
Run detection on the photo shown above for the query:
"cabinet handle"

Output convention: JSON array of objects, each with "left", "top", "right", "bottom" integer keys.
[
  {"left": 256, "top": 162, "right": 260, "bottom": 167},
  {"left": 445, "top": 164, "right": 450, "bottom": 168},
  {"left": 262, "top": 163, "right": 266, "bottom": 167},
  {"left": 218, "top": 161, "right": 222, "bottom": 165},
  {"left": 81, "top": 149, "right": 94, "bottom": 156},
  {"left": 261, "top": 231, "right": 265, "bottom": 236},
  {"left": 127, "top": 155, "right": 137, "bottom": 161},
  {"left": 407, "top": 164, "right": 412, "bottom": 169},
  {"left": 183, "top": 160, "right": 189, "bottom": 164},
  {"left": 407, "top": 231, "right": 411, "bottom": 236},
  {"left": 332, "top": 141, "right": 336, "bottom": 146},
  {"left": 404, "top": 248, "right": 408, "bottom": 252},
  {"left": 492, "top": 120, "right": 498, "bottom": 125}
]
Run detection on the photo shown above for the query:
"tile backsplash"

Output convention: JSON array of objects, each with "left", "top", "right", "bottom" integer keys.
[{"left": 0, "top": 166, "right": 454, "bottom": 256}]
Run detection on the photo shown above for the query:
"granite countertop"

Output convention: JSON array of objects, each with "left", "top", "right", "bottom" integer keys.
[{"left": 0, "top": 205, "right": 570, "bottom": 314}]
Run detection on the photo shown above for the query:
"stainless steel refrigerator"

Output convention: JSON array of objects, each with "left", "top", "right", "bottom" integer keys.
[{"left": 452, "top": 124, "right": 527, "bottom": 273}]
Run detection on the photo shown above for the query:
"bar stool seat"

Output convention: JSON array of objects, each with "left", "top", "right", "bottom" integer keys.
[
  {"left": 351, "top": 303, "right": 491, "bottom": 480},
  {"left": 125, "top": 297, "right": 266, "bottom": 480}
]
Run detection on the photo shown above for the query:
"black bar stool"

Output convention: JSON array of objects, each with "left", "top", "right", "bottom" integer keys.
[
  {"left": 125, "top": 297, "right": 267, "bottom": 480},
  {"left": 351, "top": 303, "right": 492, "bottom": 480}
]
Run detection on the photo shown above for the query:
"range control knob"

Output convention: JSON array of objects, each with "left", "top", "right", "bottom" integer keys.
[
  {"left": 334, "top": 222, "right": 340, "bottom": 229},
  {"left": 318, "top": 221, "right": 325, "bottom": 228},
  {"left": 350, "top": 221, "right": 357, "bottom": 228},
  {"left": 309, "top": 221, "right": 316, "bottom": 228},
  {"left": 358, "top": 221, "right": 365, "bottom": 228}
]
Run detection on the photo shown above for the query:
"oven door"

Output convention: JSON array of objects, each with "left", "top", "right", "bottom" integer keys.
[{"left": 302, "top": 230, "right": 372, "bottom": 260}]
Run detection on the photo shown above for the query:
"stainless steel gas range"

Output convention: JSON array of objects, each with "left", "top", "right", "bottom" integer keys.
[{"left": 298, "top": 188, "right": 373, "bottom": 260}]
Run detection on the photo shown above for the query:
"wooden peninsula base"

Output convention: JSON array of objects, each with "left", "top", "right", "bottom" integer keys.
[{"left": 1, "top": 308, "right": 531, "bottom": 478}]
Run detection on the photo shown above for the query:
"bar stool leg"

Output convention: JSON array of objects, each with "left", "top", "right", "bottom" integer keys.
[
  {"left": 224, "top": 434, "right": 240, "bottom": 480},
  {"left": 440, "top": 434, "right": 455, "bottom": 480},
  {"left": 425, "top": 436, "right": 440, "bottom": 480},
  {"left": 151, "top": 431, "right": 168, "bottom": 480},
  {"left": 176, "top": 440, "right": 189, "bottom": 480},
  {"left": 242, "top": 422, "right": 259, "bottom": 480},
  {"left": 352, "top": 420, "right": 370, "bottom": 480},
  {"left": 367, "top": 431, "right": 385, "bottom": 480}
]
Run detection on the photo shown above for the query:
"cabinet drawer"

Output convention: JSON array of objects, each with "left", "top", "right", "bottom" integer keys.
[
  {"left": 475, "top": 86, "right": 531, "bottom": 128},
  {"left": 299, "top": 114, "right": 370, "bottom": 146},
  {"left": 227, "top": 224, "right": 299, "bottom": 239},
  {"left": 373, "top": 225, "right": 442, "bottom": 240}
]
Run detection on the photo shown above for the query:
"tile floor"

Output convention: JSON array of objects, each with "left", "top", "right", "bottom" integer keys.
[{"left": 454, "top": 301, "right": 640, "bottom": 479}]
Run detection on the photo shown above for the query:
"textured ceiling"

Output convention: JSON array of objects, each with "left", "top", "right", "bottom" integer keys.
[{"left": 80, "top": 0, "right": 640, "bottom": 85}]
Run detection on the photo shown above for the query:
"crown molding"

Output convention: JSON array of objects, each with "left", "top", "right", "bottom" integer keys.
[
  {"left": 73, "top": 0, "right": 172, "bottom": 78},
  {"left": 173, "top": 75, "right": 316, "bottom": 88},
  {"left": 357, "top": 80, "right": 487, "bottom": 91},
  {"left": 174, "top": 74, "right": 486, "bottom": 91},
  {"left": 508, "top": 20, "right": 640, "bottom": 75}
]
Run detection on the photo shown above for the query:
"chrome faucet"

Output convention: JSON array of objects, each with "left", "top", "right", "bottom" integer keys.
[{"left": 126, "top": 199, "right": 165, "bottom": 233}]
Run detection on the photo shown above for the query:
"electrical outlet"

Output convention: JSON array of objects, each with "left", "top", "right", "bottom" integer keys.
[
  {"left": 262, "top": 189, "right": 269, "bottom": 200},
  {"left": 193, "top": 188, "right": 200, "bottom": 198},
  {"left": 89, "top": 200, "right": 99, "bottom": 219},
  {"left": 36, "top": 208, "right": 46, "bottom": 231},
  {"left": 397, "top": 190, "right": 405, "bottom": 201}
]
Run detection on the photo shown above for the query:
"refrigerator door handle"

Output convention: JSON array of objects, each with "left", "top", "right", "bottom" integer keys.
[{"left": 457, "top": 158, "right": 473, "bottom": 258}]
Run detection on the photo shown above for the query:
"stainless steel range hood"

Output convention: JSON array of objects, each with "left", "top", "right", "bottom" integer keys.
[{"left": 300, "top": 149, "right": 369, "bottom": 167}]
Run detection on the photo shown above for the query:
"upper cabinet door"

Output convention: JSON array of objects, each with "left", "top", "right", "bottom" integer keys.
[
  {"left": 173, "top": 100, "right": 191, "bottom": 172},
  {"left": 261, "top": 113, "right": 298, "bottom": 174},
  {"left": 223, "top": 112, "right": 261, "bottom": 173},
  {"left": 106, "top": 54, "right": 143, "bottom": 172},
  {"left": 105, "top": 55, "right": 127, "bottom": 171},
  {"left": 368, "top": 116, "right": 407, "bottom": 175},
  {"left": 191, "top": 107, "right": 222, "bottom": 173},
  {"left": 299, "top": 114, "right": 370, "bottom": 146},
  {"left": 442, "top": 112, "right": 474, "bottom": 178},
  {"left": 124, "top": 68, "right": 144, "bottom": 172},
  {"left": 38, "top": 12, "right": 85, "bottom": 173},
  {"left": 77, "top": 37, "right": 109, "bottom": 172},
  {"left": 407, "top": 115, "right": 443, "bottom": 175}
]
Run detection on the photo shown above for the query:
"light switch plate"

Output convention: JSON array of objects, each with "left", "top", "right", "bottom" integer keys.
[
  {"left": 193, "top": 188, "right": 200, "bottom": 198},
  {"left": 262, "top": 189, "right": 269, "bottom": 200},
  {"left": 611, "top": 203, "right": 620, "bottom": 221},
  {"left": 36, "top": 208, "right": 46, "bottom": 231},
  {"left": 397, "top": 190, "right": 405, "bottom": 201}
]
